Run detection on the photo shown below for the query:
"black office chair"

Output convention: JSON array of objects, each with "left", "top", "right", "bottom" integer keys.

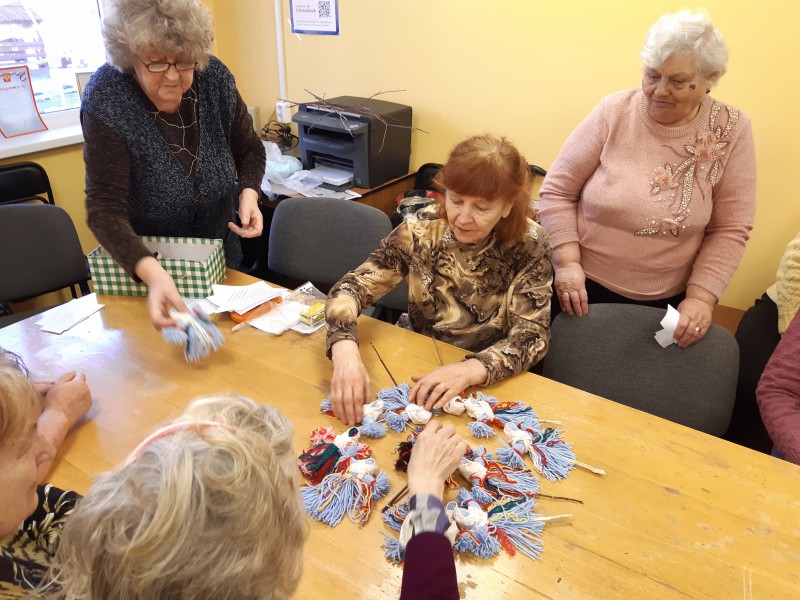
[
  {"left": 543, "top": 303, "right": 739, "bottom": 436},
  {"left": 0, "top": 204, "right": 91, "bottom": 327},
  {"left": 0, "top": 161, "right": 56, "bottom": 205},
  {"left": 267, "top": 197, "right": 408, "bottom": 321}
]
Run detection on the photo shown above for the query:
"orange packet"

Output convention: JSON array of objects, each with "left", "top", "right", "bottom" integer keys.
[{"left": 230, "top": 297, "right": 283, "bottom": 324}]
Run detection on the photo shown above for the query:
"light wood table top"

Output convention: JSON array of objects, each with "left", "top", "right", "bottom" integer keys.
[{"left": 2, "top": 270, "right": 798, "bottom": 599}]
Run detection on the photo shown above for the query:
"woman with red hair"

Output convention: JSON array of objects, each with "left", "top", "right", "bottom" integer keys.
[{"left": 325, "top": 134, "right": 553, "bottom": 426}]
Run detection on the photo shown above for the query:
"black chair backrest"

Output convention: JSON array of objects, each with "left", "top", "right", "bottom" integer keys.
[
  {"left": 0, "top": 161, "right": 55, "bottom": 205},
  {"left": 0, "top": 204, "right": 90, "bottom": 305},
  {"left": 543, "top": 303, "right": 738, "bottom": 436},
  {"left": 268, "top": 197, "right": 408, "bottom": 313}
]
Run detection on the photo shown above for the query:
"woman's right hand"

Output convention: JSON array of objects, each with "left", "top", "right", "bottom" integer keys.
[
  {"left": 407, "top": 422, "right": 467, "bottom": 501},
  {"left": 330, "top": 340, "right": 371, "bottom": 426},
  {"left": 552, "top": 243, "right": 589, "bottom": 316},
  {"left": 134, "top": 256, "right": 189, "bottom": 330}
]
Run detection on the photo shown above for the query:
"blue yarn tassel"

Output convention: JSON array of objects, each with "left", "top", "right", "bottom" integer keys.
[
  {"left": 162, "top": 307, "right": 224, "bottom": 363},
  {"left": 470, "top": 485, "right": 495, "bottom": 505},
  {"left": 377, "top": 383, "right": 411, "bottom": 411},
  {"left": 488, "top": 497, "right": 545, "bottom": 560},
  {"left": 320, "top": 397, "right": 332, "bottom": 414},
  {"left": 359, "top": 419, "right": 387, "bottom": 438},
  {"left": 468, "top": 420, "right": 495, "bottom": 439},
  {"left": 495, "top": 439, "right": 526, "bottom": 470},
  {"left": 454, "top": 525, "right": 500, "bottom": 559},
  {"left": 531, "top": 428, "right": 575, "bottom": 482},
  {"left": 374, "top": 471, "right": 389, "bottom": 500},
  {"left": 381, "top": 533, "right": 405, "bottom": 564},
  {"left": 386, "top": 411, "right": 409, "bottom": 433},
  {"left": 382, "top": 499, "right": 411, "bottom": 532}
]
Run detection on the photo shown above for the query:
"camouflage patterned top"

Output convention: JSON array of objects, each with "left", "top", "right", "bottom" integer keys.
[{"left": 326, "top": 208, "right": 553, "bottom": 385}]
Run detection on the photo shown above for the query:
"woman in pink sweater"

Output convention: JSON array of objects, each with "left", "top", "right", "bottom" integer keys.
[{"left": 539, "top": 9, "right": 756, "bottom": 348}]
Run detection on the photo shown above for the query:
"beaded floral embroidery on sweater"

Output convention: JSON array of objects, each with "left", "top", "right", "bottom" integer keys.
[{"left": 636, "top": 101, "right": 740, "bottom": 237}]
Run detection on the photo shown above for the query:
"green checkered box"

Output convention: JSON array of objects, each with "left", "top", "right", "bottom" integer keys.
[{"left": 88, "top": 236, "right": 226, "bottom": 298}]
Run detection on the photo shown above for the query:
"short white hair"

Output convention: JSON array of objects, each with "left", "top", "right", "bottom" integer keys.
[{"left": 640, "top": 9, "right": 728, "bottom": 86}]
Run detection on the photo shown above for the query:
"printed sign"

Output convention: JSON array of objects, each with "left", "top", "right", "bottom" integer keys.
[{"left": 290, "top": 0, "right": 339, "bottom": 35}]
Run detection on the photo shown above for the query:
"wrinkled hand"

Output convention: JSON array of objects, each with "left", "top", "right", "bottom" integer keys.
[
  {"left": 554, "top": 262, "right": 589, "bottom": 317},
  {"left": 407, "top": 422, "right": 468, "bottom": 500},
  {"left": 135, "top": 257, "right": 189, "bottom": 330},
  {"left": 146, "top": 270, "right": 189, "bottom": 330},
  {"left": 228, "top": 189, "right": 263, "bottom": 238},
  {"left": 674, "top": 296, "right": 715, "bottom": 348},
  {"left": 330, "top": 340, "right": 370, "bottom": 426},
  {"left": 409, "top": 359, "right": 487, "bottom": 411},
  {"left": 43, "top": 371, "right": 92, "bottom": 429}
]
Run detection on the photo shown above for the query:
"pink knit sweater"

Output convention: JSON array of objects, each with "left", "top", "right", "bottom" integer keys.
[
  {"left": 757, "top": 311, "right": 800, "bottom": 464},
  {"left": 539, "top": 89, "right": 757, "bottom": 301}
]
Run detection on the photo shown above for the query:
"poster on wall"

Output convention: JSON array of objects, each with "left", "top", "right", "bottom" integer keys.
[
  {"left": 290, "top": 0, "right": 339, "bottom": 35},
  {"left": 0, "top": 66, "right": 47, "bottom": 138}
]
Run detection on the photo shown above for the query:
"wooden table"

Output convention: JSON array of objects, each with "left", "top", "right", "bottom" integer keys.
[{"left": 2, "top": 271, "right": 798, "bottom": 599}]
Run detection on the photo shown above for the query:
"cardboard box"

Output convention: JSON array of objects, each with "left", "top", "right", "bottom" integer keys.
[{"left": 88, "top": 236, "right": 226, "bottom": 298}]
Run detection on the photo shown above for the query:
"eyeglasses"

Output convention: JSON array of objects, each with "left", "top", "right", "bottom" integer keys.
[{"left": 140, "top": 59, "right": 197, "bottom": 73}]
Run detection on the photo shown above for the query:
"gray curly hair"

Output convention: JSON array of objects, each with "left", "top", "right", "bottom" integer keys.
[
  {"left": 102, "top": 0, "right": 215, "bottom": 70},
  {"left": 41, "top": 394, "right": 308, "bottom": 600},
  {"left": 640, "top": 9, "right": 728, "bottom": 87}
]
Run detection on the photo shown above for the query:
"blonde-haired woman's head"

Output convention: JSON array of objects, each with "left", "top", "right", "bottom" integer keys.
[{"left": 44, "top": 393, "right": 307, "bottom": 600}]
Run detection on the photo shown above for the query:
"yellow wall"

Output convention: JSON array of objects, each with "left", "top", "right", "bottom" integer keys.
[
  {"left": 4, "top": 0, "right": 798, "bottom": 310},
  {"left": 237, "top": 0, "right": 797, "bottom": 309}
]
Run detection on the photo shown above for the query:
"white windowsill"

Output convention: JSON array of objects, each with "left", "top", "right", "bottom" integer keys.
[{"left": 0, "top": 109, "right": 84, "bottom": 160}]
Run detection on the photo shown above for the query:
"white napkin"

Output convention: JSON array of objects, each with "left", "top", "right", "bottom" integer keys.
[{"left": 654, "top": 304, "right": 680, "bottom": 348}]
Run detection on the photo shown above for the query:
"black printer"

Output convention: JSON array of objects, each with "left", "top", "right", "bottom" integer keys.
[{"left": 292, "top": 95, "right": 412, "bottom": 188}]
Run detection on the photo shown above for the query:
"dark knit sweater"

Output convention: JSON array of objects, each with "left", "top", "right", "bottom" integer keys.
[{"left": 82, "top": 56, "right": 265, "bottom": 274}]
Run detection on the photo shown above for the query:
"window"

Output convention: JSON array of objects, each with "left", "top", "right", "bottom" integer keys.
[{"left": 0, "top": 0, "right": 105, "bottom": 114}]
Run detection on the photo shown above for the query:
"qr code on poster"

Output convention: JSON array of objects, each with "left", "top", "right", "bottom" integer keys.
[{"left": 318, "top": 0, "right": 331, "bottom": 18}]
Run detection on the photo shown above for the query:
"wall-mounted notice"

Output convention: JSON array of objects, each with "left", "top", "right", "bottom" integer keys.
[
  {"left": 290, "top": 0, "right": 339, "bottom": 35},
  {"left": 0, "top": 66, "right": 47, "bottom": 138}
]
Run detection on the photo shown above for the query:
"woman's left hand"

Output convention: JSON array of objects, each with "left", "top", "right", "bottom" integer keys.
[
  {"left": 674, "top": 290, "right": 715, "bottom": 348},
  {"left": 409, "top": 359, "right": 488, "bottom": 411},
  {"left": 228, "top": 189, "right": 263, "bottom": 238}
]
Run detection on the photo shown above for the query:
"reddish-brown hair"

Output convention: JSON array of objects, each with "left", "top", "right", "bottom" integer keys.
[{"left": 433, "top": 134, "right": 533, "bottom": 243}]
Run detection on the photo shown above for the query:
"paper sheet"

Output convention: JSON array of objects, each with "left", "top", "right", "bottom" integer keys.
[
  {"left": 37, "top": 294, "right": 104, "bottom": 334},
  {"left": 206, "top": 281, "right": 284, "bottom": 314},
  {"left": 654, "top": 304, "right": 680, "bottom": 348},
  {"left": 247, "top": 300, "right": 307, "bottom": 334}
]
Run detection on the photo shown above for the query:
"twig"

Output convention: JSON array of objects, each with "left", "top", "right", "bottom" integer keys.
[
  {"left": 370, "top": 342, "right": 397, "bottom": 386},
  {"left": 536, "top": 492, "right": 584, "bottom": 504},
  {"left": 432, "top": 337, "right": 443, "bottom": 366},
  {"left": 381, "top": 484, "right": 409, "bottom": 513}
]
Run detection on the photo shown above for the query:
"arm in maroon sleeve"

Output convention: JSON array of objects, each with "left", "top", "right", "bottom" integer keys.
[
  {"left": 399, "top": 493, "right": 458, "bottom": 600},
  {"left": 757, "top": 311, "right": 800, "bottom": 464},
  {"left": 401, "top": 533, "right": 459, "bottom": 600}
]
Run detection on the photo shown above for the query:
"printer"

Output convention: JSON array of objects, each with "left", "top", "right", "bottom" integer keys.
[{"left": 292, "top": 95, "right": 412, "bottom": 188}]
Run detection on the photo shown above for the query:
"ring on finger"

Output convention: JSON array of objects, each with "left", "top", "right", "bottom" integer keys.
[
  {"left": 693, "top": 326, "right": 701, "bottom": 333},
  {"left": 562, "top": 291, "right": 570, "bottom": 297}
]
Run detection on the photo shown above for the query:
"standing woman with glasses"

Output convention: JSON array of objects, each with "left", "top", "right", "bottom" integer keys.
[
  {"left": 82, "top": 0, "right": 265, "bottom": 330},
  {"left": 539, "top": 9, "right": 756, "bottom": 348}
]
